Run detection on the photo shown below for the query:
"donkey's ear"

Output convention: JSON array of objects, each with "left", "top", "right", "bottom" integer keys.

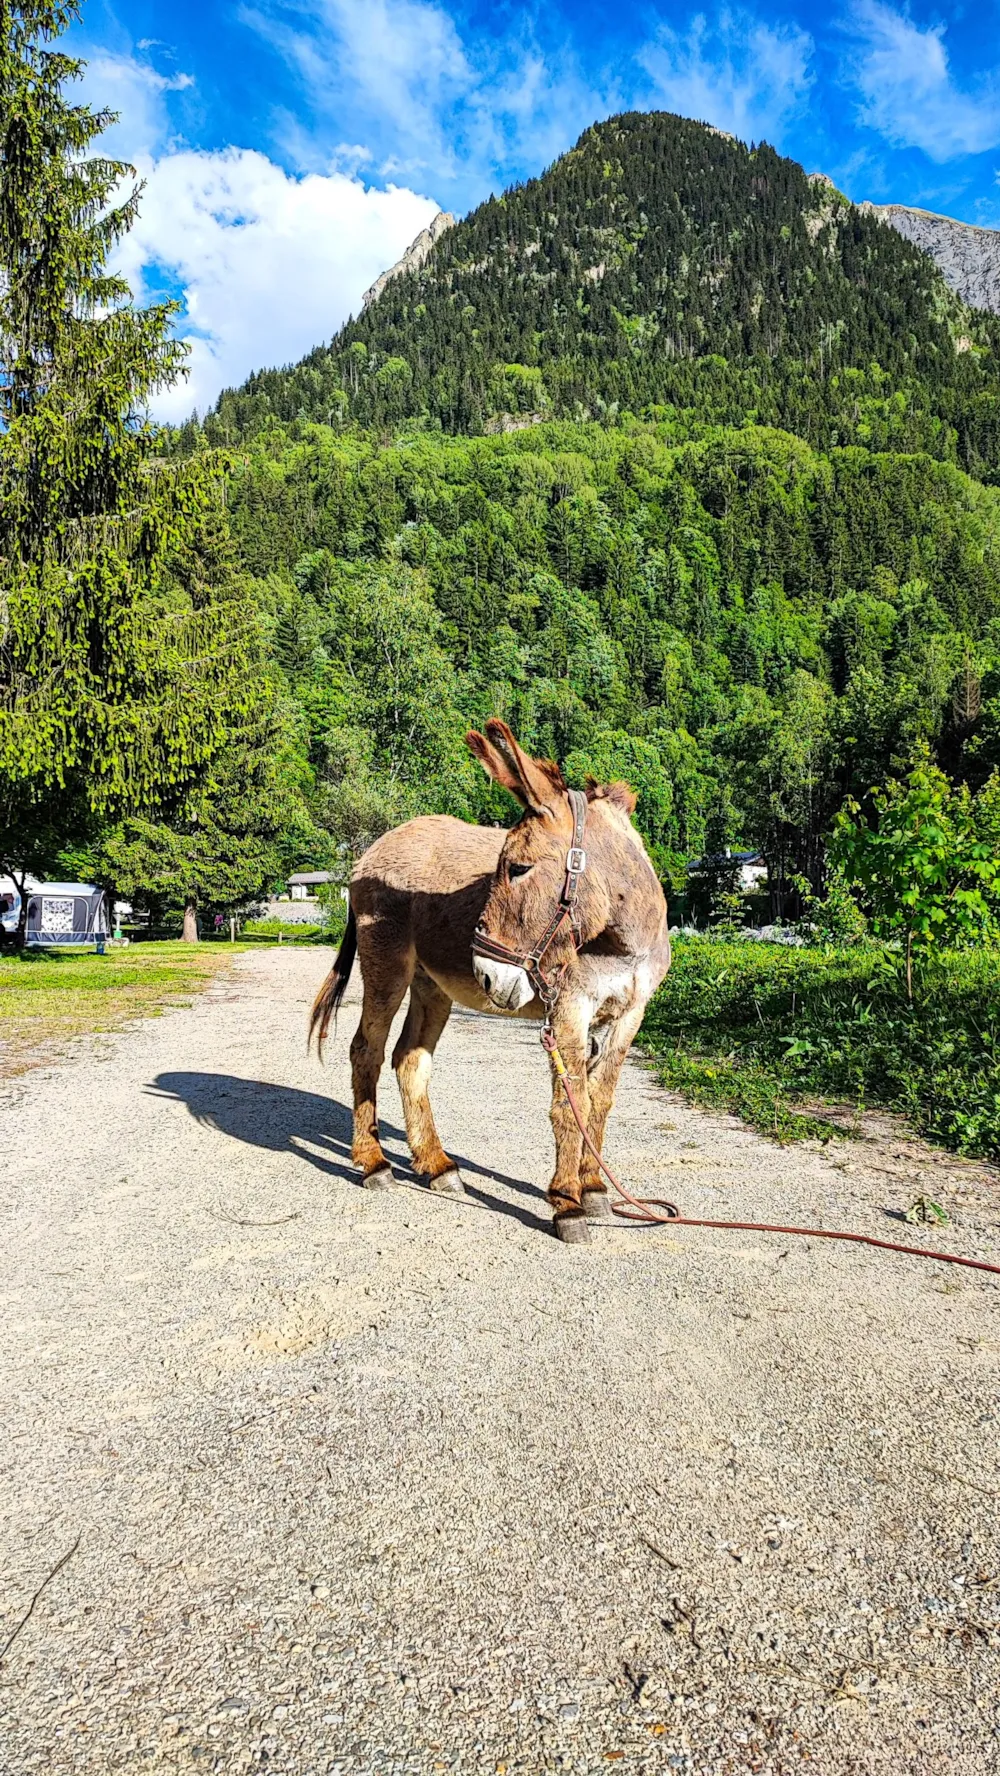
[
  {"left": 466, "top": 725, "right": 562, "bottom": 815},
  {"left": 483, "top": 719, "right": 565, "bottom": 816},
  {"left": 466, "top": 729, "right": 529, "bottom": 805},
  {"left": 604, "top": 780, "right": 638, "bottom": 815}
]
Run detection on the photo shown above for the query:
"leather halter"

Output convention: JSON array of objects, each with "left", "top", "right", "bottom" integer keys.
[{"left": 472, "top": 788, "right": 588, "bottom": 1006}]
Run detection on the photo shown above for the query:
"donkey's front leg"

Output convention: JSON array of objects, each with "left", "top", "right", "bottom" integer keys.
[
  {"left": 546, "top": 1004, "right": 592, "bottom": 1245},
  {"left": 579, "top": 1002, "right": 646, "bottom": 1221}
]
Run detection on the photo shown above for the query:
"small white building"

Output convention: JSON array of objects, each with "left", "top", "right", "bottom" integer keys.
[
  {"left": 686, "top": 849, "right": 768, "bottom": 892},
  {"left": 285, "top": 870, "right": 335, "bottom": 902}
]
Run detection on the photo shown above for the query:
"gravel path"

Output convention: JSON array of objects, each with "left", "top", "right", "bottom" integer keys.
[{"left": 1, "top": 947, "right": 999, "bottom": 1776}]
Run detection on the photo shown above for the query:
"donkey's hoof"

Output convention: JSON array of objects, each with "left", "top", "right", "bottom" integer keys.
[
  {"left": 429, "top": 1167, "right": 466, "bottom": 1198},
  {"left": 554, "top": 1213, "right": 592, "bottom": 1246},
  {"left": 362, "top": 1165, "right": 396, "bottom": 1191},
  {"left": 581, "top": 1188, "right": 612, "bottom": 1222}
]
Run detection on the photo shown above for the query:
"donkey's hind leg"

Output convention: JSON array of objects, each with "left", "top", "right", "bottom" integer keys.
[
  {"left": 392, "top": 971, "right": 463, "bottom": 1197},
  {"left": 350, "top": 934, "right": 413, "bottom": 1188}
]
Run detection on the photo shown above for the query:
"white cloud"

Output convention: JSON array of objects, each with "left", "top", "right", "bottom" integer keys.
[
  {"left": 467, "top": 44, "right": 617, "bottom": 184},
  {"left": 114, "top": 149, "right": 439, "bottom": 421},
  {"left": 71, "top": 38, "right": 442, "bottom": 419},
  {"left": 637, "top": 8, "right": 814, "bottom": 146},
  {"left": 843, "top": 0, "right": 1000, "bottom": 160},
  {"left": 77, "top": 49, "right": 193, "bottom": 161},
  {"left": 241, "top": 0, "right": 612, "bottom": 194},
  {"left": 241, "top": 0, "right": 471, "bottom": 181}
]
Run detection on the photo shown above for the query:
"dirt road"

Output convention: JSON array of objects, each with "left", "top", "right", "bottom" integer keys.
[{"left": 1, "top": 947, "right": 999, "bottom": 1774}]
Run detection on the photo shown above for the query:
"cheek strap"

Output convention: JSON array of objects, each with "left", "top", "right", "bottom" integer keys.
[{"left": 473, "top": 789, "right": 589, "bottom": 994}]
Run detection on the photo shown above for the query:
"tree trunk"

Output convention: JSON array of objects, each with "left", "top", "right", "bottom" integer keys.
[
  {"left": 10, "top": 871, "right": 29, "bottom": 953},
  {"left": 182, "top": 900, "right": 199, "bottom": 943}
]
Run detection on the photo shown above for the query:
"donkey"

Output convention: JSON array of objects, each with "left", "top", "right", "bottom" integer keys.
[{"left": 310, "top": 720, "right": 670, "bottom": 1243}]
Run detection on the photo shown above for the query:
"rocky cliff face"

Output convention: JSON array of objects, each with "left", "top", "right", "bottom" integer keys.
[
  {"left": 860, "top": 203, "right": 1000, "bottom": 314},
  {"left": 362, "top": 211, "right": 455, "bottom": 308}
]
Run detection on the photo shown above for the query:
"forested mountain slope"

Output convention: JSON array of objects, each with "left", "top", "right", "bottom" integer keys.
[
  {"left": 225, "top": 418, "right": 1000, "bottom": 899},
  {"left": 200, "top": 113, "right": 1000, "bottom": 476}
]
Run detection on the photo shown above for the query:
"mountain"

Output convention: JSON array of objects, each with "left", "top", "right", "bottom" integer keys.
[
  {"left": 363, "top": 188, "right": 1000, "bottom": 327},
  {"left": 860, "top": 202, "right": 1000, "bottom": 316},
  {"left": 202, "top": 111, "right": 1000, "bottom": 478},
  {"left": 178, "top": 112, "right": 1000, "bottom": 922}
]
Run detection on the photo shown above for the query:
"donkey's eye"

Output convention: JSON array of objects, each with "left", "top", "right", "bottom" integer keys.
[{"left": 508, "top": 861, "right": 533, "bottom": 880}]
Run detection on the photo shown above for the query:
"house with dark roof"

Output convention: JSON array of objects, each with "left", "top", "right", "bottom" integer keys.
[
  {"left": 286, "top": 871, "right": 335, "bottom": 902},
  {"left": 686, "top": 849, "right": 767, "bottom": 891}
]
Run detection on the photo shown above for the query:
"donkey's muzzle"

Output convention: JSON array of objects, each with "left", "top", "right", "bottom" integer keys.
[{"left": 472, "top": 953, "right": 534, "bottom": 1012}]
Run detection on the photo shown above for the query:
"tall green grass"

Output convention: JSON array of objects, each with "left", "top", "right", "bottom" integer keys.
[{"left": 638, "top": 937, "right": 1000, "bottom": 1159}]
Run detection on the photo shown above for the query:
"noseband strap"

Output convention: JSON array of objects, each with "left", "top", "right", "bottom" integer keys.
[{"left": 473, "top": 788, "right": 589, "bottom": 1001}]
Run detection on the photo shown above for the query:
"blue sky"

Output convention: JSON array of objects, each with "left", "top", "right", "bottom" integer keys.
[{"left": 70, "top": 0, "right": 1000, "bottom": 418}]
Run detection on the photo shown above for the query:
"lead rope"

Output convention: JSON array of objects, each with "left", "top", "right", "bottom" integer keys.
[{"left": 542, "top": 1029, "right": 1000, "bottom": 1277}]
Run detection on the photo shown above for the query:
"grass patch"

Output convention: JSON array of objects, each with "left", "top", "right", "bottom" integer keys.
[
  {"left": 650, "top": 1048, "right": 844, "bottom": 1144},
  {"left": 638, "top": 935, "right": 1000, "bottom": 1161},
  {"left": 239, "top": 918, "right": 333, "bottom": 942},
  {"left": 0, "top": 942, "right": 241, "bottom": 1079}
]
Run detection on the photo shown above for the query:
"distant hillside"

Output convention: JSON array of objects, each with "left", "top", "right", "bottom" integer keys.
[
  {"left": 196, "top": 112, "right": 1000, "bottom": 477},
  {"left": 860, "top": 202, "right": 1000, "bottom": 316}
]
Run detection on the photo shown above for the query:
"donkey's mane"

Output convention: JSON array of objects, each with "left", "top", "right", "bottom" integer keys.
[{"left": 584, "top": 778, "right": 638, "bottom": 814}]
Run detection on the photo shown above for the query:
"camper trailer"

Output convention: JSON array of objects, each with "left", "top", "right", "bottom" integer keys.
[{"left": 0, "top": 878, "right": 109, "bottom": 948}]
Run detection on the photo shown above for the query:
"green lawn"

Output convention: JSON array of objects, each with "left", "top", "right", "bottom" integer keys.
[
  {"left": 638, "top": 935, "right": 1000, "bottom": 1161},
  {"left": 0, "top": 942, "right": 243, "bottom": 1079}
]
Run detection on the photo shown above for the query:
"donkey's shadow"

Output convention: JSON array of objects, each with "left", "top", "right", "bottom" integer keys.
[{"left": 147, "top": 1073, "right": 550, "bottom": 1234}]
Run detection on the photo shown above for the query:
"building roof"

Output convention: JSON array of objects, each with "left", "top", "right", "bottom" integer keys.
[
  {"left": 287, "top": 871, "right": 335, "bottom": 886},
  {"left": 686, "top": 850, "right": 763, "bottom": 874},
  {"left": 28, "top": 882, "right": 100, "bottom": 896}
]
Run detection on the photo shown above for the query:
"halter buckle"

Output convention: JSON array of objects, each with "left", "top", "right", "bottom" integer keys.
[{"left": 566, "top": 847, "right": 587, "bottom": 876}]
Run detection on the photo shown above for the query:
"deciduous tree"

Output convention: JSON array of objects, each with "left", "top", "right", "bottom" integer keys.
[{"left": 832, "top": 756, "right": 1000, "bottom": 998}]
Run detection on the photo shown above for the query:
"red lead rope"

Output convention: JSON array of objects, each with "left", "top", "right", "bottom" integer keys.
[{"left": 542, "top": 1030, "right": 1000, "bottom": 1277}]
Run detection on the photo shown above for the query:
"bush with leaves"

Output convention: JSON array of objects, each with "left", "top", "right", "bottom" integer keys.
[
  {"left": 640, "top": 934, "right": 1000, "bottom": 1161},
  {"left": 831, "top": 754, "right": 1000, "bottom": 997}
]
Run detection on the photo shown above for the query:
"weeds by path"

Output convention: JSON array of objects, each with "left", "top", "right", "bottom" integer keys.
[{"left": 638, "top": 935, "right": 1000, "bottom": 1162}]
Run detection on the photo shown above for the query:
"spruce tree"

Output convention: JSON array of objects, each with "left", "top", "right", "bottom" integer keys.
[{"left": 0, "top": 1, "right": 262, "bottom": 941}]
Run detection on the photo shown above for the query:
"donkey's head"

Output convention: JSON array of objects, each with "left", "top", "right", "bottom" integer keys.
[{"left": 466, "top": 720, "right": 629, "bottom": 1012}]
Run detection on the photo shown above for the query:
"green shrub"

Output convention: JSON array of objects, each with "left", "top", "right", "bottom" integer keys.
[
  {"left": 831, "top": 756, "right": 1000, "bottom": 998},
  {"left": 313, "top": 882, "right": 349, "bottom": 942},
  {"left": 241, "top": 917, "right": 328, "bottom": 941}
]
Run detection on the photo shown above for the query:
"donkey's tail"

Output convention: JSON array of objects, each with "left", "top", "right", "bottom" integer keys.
[{"left": 309, "top": 905, "right": 357, "bottom": 1058}]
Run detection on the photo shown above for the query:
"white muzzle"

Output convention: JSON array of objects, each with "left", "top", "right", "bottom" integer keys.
[{"left": 472, "top": 954, "right": 534, "bottom": 1011}]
